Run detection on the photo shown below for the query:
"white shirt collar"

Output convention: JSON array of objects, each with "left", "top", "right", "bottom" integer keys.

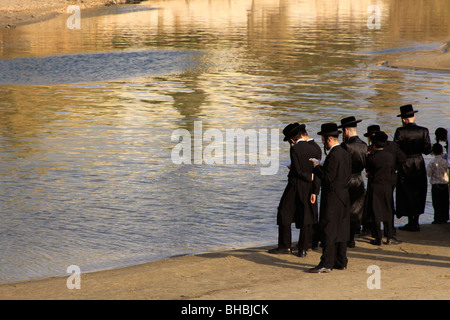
[{"left": 328, "top": 143, "right": 339, "bottom": 152}]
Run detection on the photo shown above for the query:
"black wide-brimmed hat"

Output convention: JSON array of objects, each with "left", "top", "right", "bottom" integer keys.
[
  {"left": 282, "top": 123, "right": 305, "bottom": 141},
  {"left": 364, "top": 124, "right": 381, "bottom": 137},
  {"left": 397, "top": 104, "right": 418, "bottom": 118},
  {"left": 338, "top": 116, "right": 362, "bottom": 128},
  {"left": 317, "top": 123, "right": 341, "bottom": 136},
  {"left": 372, "top": 131, "right": 388, "bottom": 147}
]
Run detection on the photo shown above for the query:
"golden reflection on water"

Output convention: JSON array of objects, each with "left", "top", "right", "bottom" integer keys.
[{"left": 0, "top": 0, "right": 449, "bottom": 283}]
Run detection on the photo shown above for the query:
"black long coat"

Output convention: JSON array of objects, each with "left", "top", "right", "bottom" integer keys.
[
  {"left": 341, "top": 136, "right": 367, "bottom": 225},
  {"left": 394, "top": 123, "right": 432, "bottom": 217},
  {"left": 366, "top": 150, "right": 395, "bottom": 224},
  {"left": 277, "top": 141, "right": 316, "bottom": 227},
  {"left": 383, "top": 140, "right": 407, "bottom": 188},
  {"left": 362, "top": 140, "right": 406, "bottom": 227},
  {"left": 313, "top": 145, "right": 352, "bottom": 244}
]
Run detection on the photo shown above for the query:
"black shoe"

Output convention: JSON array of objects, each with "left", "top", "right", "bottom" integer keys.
[
  {"left": 309, "top": 266, "right": 332, "bottom": 273},
  {"left": 347, "top": 240, "right": 355, "bottom": 248},
  {"left": 268, "top": 247, "right": 292, "bottom": 254},
  {"left": 370, "top": 238, "right": 382, "bottom": 246},
  {"left": 398, "top": 224, "right": 420, "bottom": 232},
  {"left": 386, "top": 237, "right": 402, "bottom": 245},
  {"left": 297, "top": 250, "right": 307, "bottom": 257}
]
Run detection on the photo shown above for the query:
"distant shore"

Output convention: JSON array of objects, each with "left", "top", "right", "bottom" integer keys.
[
  {"left": 0, "top": 0, "right": 129, "bottom": 29},
  {"left": 2, "top": 1, "right": 450, "bottom": 74},
  {"left": 0, "top": 223, "right": 449, "bottom": 300},
  {"left": 378, "top": 42, "right": 450, "bottom": 73}
]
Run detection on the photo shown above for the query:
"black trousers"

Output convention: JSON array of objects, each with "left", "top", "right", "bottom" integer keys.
[
  {"left": 372, "top": 219, "right": 394, "bottom": 240},
  {"left": 432, "top": 184, "right": 449, "bottom": 223},
  {"left": 278, "top": 224, "right": 292, "bottom": 249},
  {"left": 298, "top": 224, "right": 314, "bottom": 251},
  {"left": 319, "top": 241, "right": 347, "bottom": 269},
  {"left": 278, "top": 224, "right": 318, "bottom": 250}
]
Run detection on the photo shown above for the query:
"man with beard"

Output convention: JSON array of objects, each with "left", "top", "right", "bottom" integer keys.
[
  {"left": 394, "top": 104, "right": 432, "bottom": 231},
  {"left": 309, "top": 123, "right": 351, "bottom": 273},
  {"left": 338, "top": 116, "right": 367, "bottom": 248}
]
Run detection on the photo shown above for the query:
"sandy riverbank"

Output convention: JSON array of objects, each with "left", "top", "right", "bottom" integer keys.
[
  {"left": 0, "top": 0, "right": 130, "bottom": 29},
  {"left": 0, "top": 223, "right": 449, "bottom": 300},
  {"left": 380, "top": 42, "right": 450, "bottom": 72}
]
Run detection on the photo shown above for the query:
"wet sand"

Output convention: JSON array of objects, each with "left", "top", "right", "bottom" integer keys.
[
  {"left": 0, "top": 223, "right": 449, "bottom": 300},
  {"left": 382, "top": 42, "right": 450, "bottom": 72}
]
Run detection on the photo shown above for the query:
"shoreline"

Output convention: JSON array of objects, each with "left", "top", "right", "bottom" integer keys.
[
  {"left": 377, "top": 42, "right": 450, "bottom": 73},
  {"left": 0, "top": 223, "right": 449, "bottom": 300},
  {"left": 2, "top": 0, "right": 450, "bottom": 73},
  {"left": 0, "top": 0, "right": 130, "bottom": 29}
]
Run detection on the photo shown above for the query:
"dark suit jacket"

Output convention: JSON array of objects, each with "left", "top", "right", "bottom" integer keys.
[
  {"left": 277, "top": 140, "right": 316, "bottom": 227},
  {"left": 383, "top": 140, "right": 406, "bottom": 187},
  {"left": 366, "top": 149, "right": 395, "bottom": 222},
  {"left": 341, "top": 135, "right": 367, "bottom": 221},
  {"left": 313, "top": 145, "right": 352, "bottom": 243}
]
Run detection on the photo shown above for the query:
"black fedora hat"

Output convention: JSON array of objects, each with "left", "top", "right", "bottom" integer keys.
[
  {"left": 364, "top": 124, "right": 381, "bottom": 137},
  {"left": 372, "top": 131, "right": 388, "bottom": 148},
  {"left": 317, "top": 123, "right": 341, "bottom": 136},
  {"left": 282, "top": 123, "right": 305, "bottom": 141},
  {"left": 338, "top": 116, "right": 362, "bottom": 128},
  {"left": 397, "top": 104, "right": 418, "bottom": 118}
]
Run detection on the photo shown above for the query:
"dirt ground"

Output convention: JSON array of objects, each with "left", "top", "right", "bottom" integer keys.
[{"left": 0, "top": 223, "right": 449, "bottom": 300}]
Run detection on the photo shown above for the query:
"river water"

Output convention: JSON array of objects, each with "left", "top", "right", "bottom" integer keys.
[{"left": 0, "top": 0, "right": 449, "bottom": 284}]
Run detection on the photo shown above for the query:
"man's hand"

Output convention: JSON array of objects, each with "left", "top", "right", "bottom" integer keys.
[{"left": 309, "top": 158, "right": 320, "bottom": 167}]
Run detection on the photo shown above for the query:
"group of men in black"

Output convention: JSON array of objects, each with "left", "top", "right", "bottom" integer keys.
[{"left": 269, "top": 104, "right": 435, "bottom": 273}]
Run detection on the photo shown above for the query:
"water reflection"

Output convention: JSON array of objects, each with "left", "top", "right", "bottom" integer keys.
[{"left": 0, "top": 0, "right": 449, "bottom": 284}]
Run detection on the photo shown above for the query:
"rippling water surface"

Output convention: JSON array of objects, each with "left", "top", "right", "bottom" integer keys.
[{"left": 0, "top": 0, "right": 449, "bottom": 284}]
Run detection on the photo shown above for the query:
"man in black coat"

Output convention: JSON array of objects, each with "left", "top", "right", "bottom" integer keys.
[
  {"left": 365, "top": 131, "right": 402, "bottom": 245},
  {"left": 338, "top": 116, "right": 367, "bottom": 248},
  {"left": 363, "top": 125, "right": 406, "bottom": 234},
  {"left": 309, "top": 123, "right": 352, "bottom": 273},
  {"left": 269, "top": 123, "right": 317, "bottom": 254},
  {"left": 295, "top": 126, "right": 322, "bottom": 257},
  {"left": 394, "top": 105, "right": 432, "bottom": 231}
]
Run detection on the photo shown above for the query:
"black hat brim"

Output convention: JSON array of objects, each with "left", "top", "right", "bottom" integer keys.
[
  {"left": 397, "top": 110, "right": 418, "bottom": 118},
  {"left": 283, "top": 124, "right": 304, "bottom": 141},
  {"left": 337, "top": 119, "right": 362, "bottom": 128},
  {"left": 317, "top": 129, "right": 342, "bottom": 136}
]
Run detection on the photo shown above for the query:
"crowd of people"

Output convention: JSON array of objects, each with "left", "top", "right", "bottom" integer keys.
[{"left": 268, "top": 104, "right": 449, "bottom": 273}]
